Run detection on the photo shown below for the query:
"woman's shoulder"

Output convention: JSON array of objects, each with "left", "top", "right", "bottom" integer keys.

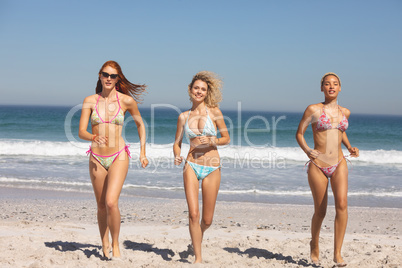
[
  {"left": 305, "top": 103, "right": 323, "bottom": 113},
  {"left": 338, "top": 105, "right": 351, "bottom": 117},
  {"left": 118, "top": 92, "right": 134, "bottom": 103},
  {"left": 208, "top": 106, "right": 223, "bottom": 117},
  {"left": 176, "top": 110, "right": 189, "bottom": 125},
  {"left": 179, "top": 110, "right": 190, "bottom": 119},
  {"left": 83, "top": 94, "right": 98, "bottom": 104},
  {"left": 118, "top": 93, "right": 139, "bottom": 110}
]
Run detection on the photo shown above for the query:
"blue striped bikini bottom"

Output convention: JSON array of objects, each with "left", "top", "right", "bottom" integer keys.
[{"left": 185, "top": 160, "right": 221, "bottom": 181}]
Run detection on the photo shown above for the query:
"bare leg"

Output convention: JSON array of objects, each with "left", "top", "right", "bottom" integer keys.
[
  {"left": 330, "top": 160, "right": 348, "bottom": 266},
  {"left": 105, "top": 152, "right": 129, "bottom": 258},
  {"left": 89, "top": 156, "right": 111, "bottom": 258},
  {"left": 307, "top": 163, "right": 329, "bottom": 264},
  {"left": 200, "top": 168, "right": 221, "bottom": 238},
  {"left": 183, "top": 164, "right": 202, "bottom": 263}
]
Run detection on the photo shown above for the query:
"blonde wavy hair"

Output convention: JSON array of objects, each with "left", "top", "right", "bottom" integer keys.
[{"left": 188, "top": 71, "right": 223, "bottom": 108}]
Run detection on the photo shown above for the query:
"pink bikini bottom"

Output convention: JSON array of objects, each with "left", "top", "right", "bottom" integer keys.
[{"left": 306, "top": 155, "right": 351, "bottom": 178}]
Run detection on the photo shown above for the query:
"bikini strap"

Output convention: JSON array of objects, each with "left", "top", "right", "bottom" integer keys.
[
  {"left": 305, "top": 156, "right": 351, "bottom": 170},
  {"left": 304, "top": 160, "right": 311, "bottom": 170},
  {"left": 94, "top": 93, "right": 101, "bottom": 114},
  {"left": 116, "top": 92, "right": 122, "bottom": 110},
  {"left": 96, "top": 94, "right": 101, "bottom": 105},
  {"left": 86, "top": 146, "right": 92, "bottom": 156},
  {"left": 95, "top": 94, "right": 105, "bottom": 123},
  {"left": 336, "top": 105, "right": 341, "bottom": 114},
  {"left": 337, "top": 105, "right": 346, "bottom": 118},
  {"left": 124, "top": 145, "right": 132, "bottom": 158},
  {"left": 344, "top": 154, "right": 352, "bottom": 170},
  {"left": 186, "top": 109, "right": 191, "bottom": 125},
  {"left": 323, "top": 105, "right": 347, "bottom": 123}
]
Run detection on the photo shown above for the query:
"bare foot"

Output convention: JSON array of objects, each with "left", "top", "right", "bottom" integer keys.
[
  {"left": 193, "top": 243, "right": 202, "bottom": 264},
  {"left": 194, "top": 259, "right": 202, "bottom": 264},
  {"left": 102, "top": 244, "right": 111, "bottom": 259},
  {"left": 333, "top": 256, "right": 347, "bottom": 267},
  {"left": 310, "top": 240, "right": 320, "bottom": 264},
  {"left": 112, "top": 244, "right": 121, "bottom": 258}
]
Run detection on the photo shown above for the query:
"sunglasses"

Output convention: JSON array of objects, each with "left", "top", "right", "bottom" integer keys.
[{"left": 101, "top": 72, "right": 119, "bottom": 79}]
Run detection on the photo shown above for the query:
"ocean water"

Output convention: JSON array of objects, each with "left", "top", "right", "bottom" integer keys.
[{"left": 0, "top": 105, "right": 401, "bottom": 208}]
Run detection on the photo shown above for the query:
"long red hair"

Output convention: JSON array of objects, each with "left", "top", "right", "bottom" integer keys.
[{"left": 96, "top": 61, "right": 147, "bottom": 103}]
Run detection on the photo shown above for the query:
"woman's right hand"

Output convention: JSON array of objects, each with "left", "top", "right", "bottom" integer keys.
[
  {"left": 93, "top": 135, "right": 108, "bottom": 145},
  {"left": 348, "top": 147, "right": 359, "bottom": 157},
  {"left": 307, "top": 149, "right": 321, "bottom": 160},
  {"left": 140, "top": 156, "right": 149, "bottom": 168},
  {"left": 174, "top": 156, "right": 183, "bottom": 165}
]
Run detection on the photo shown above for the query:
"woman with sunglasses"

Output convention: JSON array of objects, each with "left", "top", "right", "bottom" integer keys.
[
  {"left": 296, "top": 73, "right": 359, "bottom": 267},
  {"left": 173, "top": 71, "right": 230, "bottom": 263},
  {"left": 79, "top": 60, "right": 148, "bottom": 259}
]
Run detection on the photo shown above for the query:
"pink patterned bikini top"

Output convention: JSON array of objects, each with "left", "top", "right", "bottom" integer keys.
[
  {"left": 91, "top": 92, "right": 124, "bottom": 126},
  {"left": 316, "top": 105, "right": 348, "bottom": 132}
]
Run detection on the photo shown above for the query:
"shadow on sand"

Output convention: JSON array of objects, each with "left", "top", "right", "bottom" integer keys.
[
  {"left": 123, "top": 240, "right": 175, "bottom": 261},
  {"left": 44, "top": 241, "right": 106, "bottom": 260},
  {"left": 224, "top": 247, "right": 319, "bottom": 267}
]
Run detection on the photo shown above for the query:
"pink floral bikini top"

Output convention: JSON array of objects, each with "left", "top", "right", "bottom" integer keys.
[
  {"left": 316, "top": 105, "right": 348, "bottom": 132},
  {"left": 91, "top": 92, "right": 125, "bottom": 126}
]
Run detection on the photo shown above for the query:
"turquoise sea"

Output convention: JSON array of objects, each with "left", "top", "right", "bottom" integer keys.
[{"left": 0, "top": 105, "right": 401, "bottom": 208}]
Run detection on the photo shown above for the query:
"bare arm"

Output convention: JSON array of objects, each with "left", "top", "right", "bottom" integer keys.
[
  {"left": 341, "top": 131, "right": 352, "bottom": 150},
  {"left": 78, "top": 98, "right": 93, "bottom": 141},
  {"left": 342, "top": 132, "right": 359, "bottom": 157},
  {"left": 295, "top": 105, "right": 320, "bottom": 160},
  {"left": 125, "top": 97, "right": 148, "bottom": 168},
  {"left": 173, "top": 113, "right": 186, "bottom": 165},
  {"left": 211, "top": 108, "right": 230, "bottom": 146},
  {"left": 341, "top": 108, "right": 359, "bottom": 157},
  {"left": 78, "top": 96, "right": 107, "bottom": 144}
]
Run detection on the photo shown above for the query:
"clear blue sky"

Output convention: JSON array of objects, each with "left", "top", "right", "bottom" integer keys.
[{"left": 1, "top": 0, "right": 401, "bottom": 115}]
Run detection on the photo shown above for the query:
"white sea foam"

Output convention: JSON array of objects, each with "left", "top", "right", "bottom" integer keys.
[
  {"left": 220, "top": 189, "right": 402, "bottom": 198},
  {"left": 123, "top": 183, "right": 183, "bottom": 191},
  {"left": 1, "top": 176, "right": 400, "bottom": 198},
  {"left": 1, "top": 139, "right": 402, "bottom": 164},
  {"left": 0, "top": 140, "right": 86, "bottom": 156},
  {"left": 0, "top": 176, "right": 92, "bottom": 187}
]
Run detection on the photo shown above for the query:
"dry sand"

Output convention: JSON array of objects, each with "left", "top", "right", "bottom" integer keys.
[{"left": 0, "top": 187, "right": 400, "bottom": 267}]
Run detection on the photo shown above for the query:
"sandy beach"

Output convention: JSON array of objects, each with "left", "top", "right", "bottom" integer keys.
[{"left": 0, "top": 187, "right": 400, "bottom": 268}]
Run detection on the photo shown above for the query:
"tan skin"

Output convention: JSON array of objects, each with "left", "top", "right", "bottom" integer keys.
[
  {"left": 173, "top": 80, "right": 230, "bottom": 263},
  {"left": 79, "top": 65, "right": 148, "bottom": 259},
  {"left": 296, "top": 75, "right": 359, "bottom": 266}
]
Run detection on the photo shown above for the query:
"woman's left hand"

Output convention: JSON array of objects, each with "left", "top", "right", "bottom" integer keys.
[
  {"left": 198, "top": 136, "right": 211, "bottom": 145},
  {"left": 140, "top": 156, "right": 149, "bottom": 168},
  {"left": 348, "top": 147, "right": 359, "bottom": 157}
]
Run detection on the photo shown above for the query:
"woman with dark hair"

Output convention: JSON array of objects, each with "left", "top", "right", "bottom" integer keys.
[
  {"left": 79, "top": 60, "right": 148, "bottom": 259},
  {"left": 296, "top": 72, "right": 359, "bottom": 267},
  {"left": 173, "top": 71, "right": 230, "bottom": 263}
]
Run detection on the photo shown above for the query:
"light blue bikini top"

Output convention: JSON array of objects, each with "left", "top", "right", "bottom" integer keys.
[{"left": 184, "top": 108, "right": 217, "bottom": 139}]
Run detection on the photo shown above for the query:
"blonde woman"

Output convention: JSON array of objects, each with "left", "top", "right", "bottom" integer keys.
[
  {"left": 296, "top": 73, "right": 359, "bottom": 267},
  {"left": 173, "top": 71, "right": 230, "bottom": 263},
  {"left": 79, "top": 61, "right": 148, "bottom": 259}
]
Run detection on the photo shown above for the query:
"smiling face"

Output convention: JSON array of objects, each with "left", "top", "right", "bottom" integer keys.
[
  {"left": 321, "top": 75, "right": 341, "bottom": 98},
  {"left": 99, "top": 65, "right": 119, "bottom": 91},
  {"left": 190, "top": 79, "right": 208, "bottom": 103}
]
